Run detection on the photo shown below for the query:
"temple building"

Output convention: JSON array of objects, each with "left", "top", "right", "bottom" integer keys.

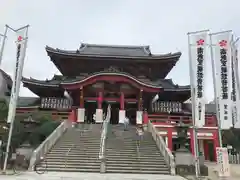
[{"left": 20, "top": 43, "right": 219, "bottom": 161}]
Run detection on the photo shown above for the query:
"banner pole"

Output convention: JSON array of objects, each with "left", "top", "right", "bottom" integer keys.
[
  {"left": 2, "top": 25, "right": 29, "bottom": 173},
  {"left": 187, "top": 33, "right": 200, "bottom": 178},
  {"left": 209, "top": 34, "right": 223, "bottom": 147},
  {"left": 232, "top": 38, "right": 240, "bottom": 128},
  {"left": 0, "top": 25, "right": 8, "bottom": 66}
]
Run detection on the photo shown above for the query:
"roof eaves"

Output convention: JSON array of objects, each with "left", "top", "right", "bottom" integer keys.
[
  {"left": 46, "top": 46, "right": 182, "bottom": 60},
  {"left": 22, "top": 77, "right": 59, "bottom": 87}
]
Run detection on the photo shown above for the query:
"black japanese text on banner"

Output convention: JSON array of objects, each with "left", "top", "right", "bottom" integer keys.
[
  {"left": 211, "top": 31, "right": 233, "bottom": 129},
  {"left": 7, "top": 28, "right": 28, "bottom": 123},
  {"left": 232, "top": 39, "right": 240, "bottom": 128},
  {"left": 188, "top": 31, "right": 208, "bottom": 128}
]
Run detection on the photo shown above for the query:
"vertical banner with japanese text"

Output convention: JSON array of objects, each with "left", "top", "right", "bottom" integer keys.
[
  {"left": 232, "top": 39, "right": 240, "bottom": 128},
  {"left": 210, "top": 31, "right": 233, "bottom": 129},
  {"left": 188, "top": 31, "right": 208, "bottom": 128},
  {"left": 7, "top": 27, "right": 28, "bottom": 123}
]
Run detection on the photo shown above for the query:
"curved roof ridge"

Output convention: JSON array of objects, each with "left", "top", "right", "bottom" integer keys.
[
  {"left": 80, "top": 43, "right": 150, "bottom": 49},
  {"left": 46, "top": 45, "right": 181, "bottom": 59}
]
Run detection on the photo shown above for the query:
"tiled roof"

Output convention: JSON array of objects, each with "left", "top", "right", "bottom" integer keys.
[{"left": 46, "top": 44, "right": 182, "bottom": 59}]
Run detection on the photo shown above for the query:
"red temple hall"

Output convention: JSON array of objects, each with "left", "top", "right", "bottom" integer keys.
[{"left": 20, "top": 43, "right": 219, "bottom": 161}]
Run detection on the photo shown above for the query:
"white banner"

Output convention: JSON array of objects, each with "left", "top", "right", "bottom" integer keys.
[
  {"left": 188, "top": 31, "right": 208, "bottom": 128},
  {"left": 232, "top": 39, "right": 240, "bottom": 128},
  {"left": 210, "top": 31, "right": 233, "bottom": 129},
  {"left": 7, "top": 28, "right": 28, "bottom": 123}
]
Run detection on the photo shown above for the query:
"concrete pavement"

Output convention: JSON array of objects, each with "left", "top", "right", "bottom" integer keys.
[{"left": 1, "top": 172, "right": 187, "bottom": 180}]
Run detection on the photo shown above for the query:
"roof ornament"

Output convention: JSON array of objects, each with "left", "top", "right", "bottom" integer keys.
[{"left": 104, "top": 66, "right": 120, "bottom": 73}]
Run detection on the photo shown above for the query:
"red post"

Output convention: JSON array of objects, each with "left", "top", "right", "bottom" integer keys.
[
  {"left": 98, "top": 92, "right": 103, "bottom": 109},
  {"left": 167, "top": 127, "right": 173, "bottom": 151},
  {"left": 138, "top": 89, "right": 143, "bottom": 110},
  {"left": 203, "top": 140, "right": 209, "bottom": 160},
  {"left": 80, "top": 87, "right": 84, "bottom": 108},
  {"left": 69, "top": 109, "right": 77, "bottom": 122},
  {"left": 120, "top": 92, "right": 124, "bottom": 110},
  {"left": 190, "top": 128, "right": 195, "bottom": 155},
  {"left": 143, "top": 110, "right": 148, "bottom": 124},
  {"left": 213, "top": 130, "right": 219, "bottom": 161}
]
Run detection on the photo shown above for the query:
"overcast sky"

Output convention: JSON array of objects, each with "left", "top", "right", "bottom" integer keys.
[{"left": 0, "top": 0, "right": 240, "bottom": 101}]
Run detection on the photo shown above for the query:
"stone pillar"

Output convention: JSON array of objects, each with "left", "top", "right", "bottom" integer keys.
[
  {"left": 77, "top": 87, "right": 85, "bottom": 123},
  {"left": 190, "top": 128, "right": 195, "bottom": 155},
  {"left": 119, "top": 92, "right": 125, "bottom": 124},
  {"left": 77, "top": 108, "right": 85, "bottom": 123},
  {"left": 96, "top": 92, "right": 103, "bottom": 123},
  {"left": 136, "top": 89, "right": 143, "bottom": 125}
]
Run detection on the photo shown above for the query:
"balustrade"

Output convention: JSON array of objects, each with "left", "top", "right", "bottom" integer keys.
[{"left": 148, "top": 114, "right": 217, "bottom": 127}]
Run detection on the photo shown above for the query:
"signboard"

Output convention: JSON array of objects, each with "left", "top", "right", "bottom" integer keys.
[
  {"left": 216, "top": 147, "right": 230, "bottom": 177},
  {"left": 40, "top": 97, "right": 72, "bottom": 109},
  {"left": 151, "top": 101, "right": 182, "bottom": 113}
]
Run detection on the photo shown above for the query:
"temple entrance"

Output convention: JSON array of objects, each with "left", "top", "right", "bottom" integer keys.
[
  {"left": 103, "top": 101, "right": 119, "bottom": 124},
  {"left": 85, "top": 101, "right": 97, "bottom": 123},
  {"left": 125, "top": 102, "right": 137, "bottom": 125}
]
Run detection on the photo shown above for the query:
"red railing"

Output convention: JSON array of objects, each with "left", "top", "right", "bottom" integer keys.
[{"left": 148, "top": 114, "right": 217, "bottom": 127}]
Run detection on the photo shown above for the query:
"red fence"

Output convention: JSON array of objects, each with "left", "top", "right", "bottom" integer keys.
[{"left": 148, "top": 114, "right": 217, "bottom": 127}]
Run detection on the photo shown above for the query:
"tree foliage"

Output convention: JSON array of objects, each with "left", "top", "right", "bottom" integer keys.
[{"left": 0, "top": 104, "right": 60, "bottom": 150}]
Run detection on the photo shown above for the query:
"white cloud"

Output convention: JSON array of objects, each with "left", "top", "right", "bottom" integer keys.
[{"left": 0, "top": 0, "right": 239, "bottom": 99}]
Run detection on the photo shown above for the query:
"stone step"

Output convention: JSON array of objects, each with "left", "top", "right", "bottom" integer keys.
[
  {"left": 58, "top": 139, "right": 101, "bottom": 142},
  {"left": 54, "top": 144, "right": 100, "bottom": 148},
  {"left": 49, "top": 150, "right": 100, "bottom": 154},
  {"left": 45, "top": 158, "right": 100, "bottom": 163},
  {"left": 36, "top": 167, "right": 100, "bottom": 172},
  {"left": 52, "top": 147, "right": 100, "bottom": 150},
  {"left": 106, "top": 149, "right": 161, "bottom": 153},
  {"left": 106, "top": 165, "right": 169, "bottom": 171},
  {"left": 43, "top": 161, "right": 101, "bottom": 166},
  {"left": 106, "top": 169, "right": 170, "bottom": 174},
  {"left": 39, "top": 164, "right": 100, "bottom": 169},
  {"left": 48, "top": 152, "right": 99, "bottom": 156},
  {"left": 106, "top": 162, "right": 168, "bottom": 167},
  {"left": 46, "top": 154, "right": 99, "bottom": 158},
  {"left": 45, "top": 156, "right": 99, "bottom": 161},
  {"left": 106, "top": 153, "right": 163, "bottom": 157},
  {"left": 45, "top": 156, "right": 165, "bottom": 162}
]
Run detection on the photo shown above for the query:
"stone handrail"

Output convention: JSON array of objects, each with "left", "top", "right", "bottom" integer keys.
[
  {"left": 147, "top": 120, "right": 176, "bottom": 175},
  {"left": 99, "top": 105, "right": 111, "bottom": 173},
  {"left": 28, "top": 120, "right": 71, "bottom": 170}
]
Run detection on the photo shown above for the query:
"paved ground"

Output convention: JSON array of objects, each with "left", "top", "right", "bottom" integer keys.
[{"left": 0, "top": 172, "right": 187, "bottom": 180}]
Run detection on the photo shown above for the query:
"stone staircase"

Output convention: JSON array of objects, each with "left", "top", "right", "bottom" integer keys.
[
  {"left": 105, "top": 124, "right": 170, "bottom": 174},
  {"left": 39, "top": 124, "right": 101, "bottom": 172}
]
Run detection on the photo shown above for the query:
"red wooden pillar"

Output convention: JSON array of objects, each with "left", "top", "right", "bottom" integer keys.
[
  {"left": 167, "top": 127, "right": 173, "bottom": 151},
  {"left": 80, "top": 87, "right": 84, "bottom": 108},
  {"left": 203, "top": 140, "right": 209, "bottom": 160},
  {"left": 190, "top": 128, "right": 195, "bottom": 155},
  {"left": 138, "top": 89, "right": 143, "bottom": 110},
  {"left": 120, "top": 92, "right": 124, "bottom": 110},
  {"left": 143, "top": 110, "right": 148, "bottom": 124},
  {"left": 213, "top": 130, "right": 220, "bottom": 161},
  {"left": 98, "top": 91, "right": 103, "bottom": 109},
  {"left": 68, "top": 108, "right": 77, "bottom": 122}
]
